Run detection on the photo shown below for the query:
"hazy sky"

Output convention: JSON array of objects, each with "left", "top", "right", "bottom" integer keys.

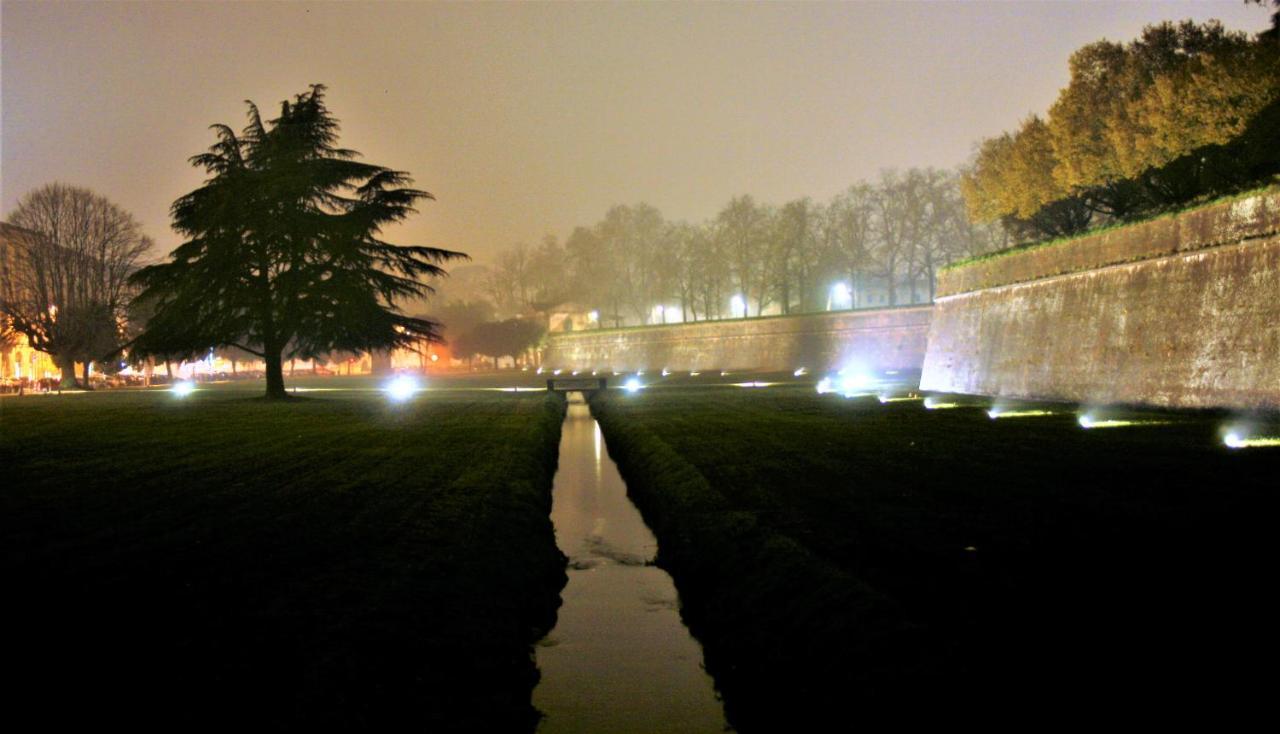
[{"left": 2, "top": 1, "right": 1272, "bottom": 267}]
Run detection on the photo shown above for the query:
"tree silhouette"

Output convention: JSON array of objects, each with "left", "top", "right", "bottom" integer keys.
[
  {"left": 2, "top": 187, "right": 152, "bottom": 388},
  {"left": 130, "top": 85, "right": 465, "bottom": 398}
]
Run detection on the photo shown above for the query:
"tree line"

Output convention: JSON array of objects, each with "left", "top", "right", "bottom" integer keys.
[
  {"left": 963, "top": 18, "right": 1280, "bottom": 241},
  {"left": 477, "top": 169, "right": 1005, "bottom": 328}
]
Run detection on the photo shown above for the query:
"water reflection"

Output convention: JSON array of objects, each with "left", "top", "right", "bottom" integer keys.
[{"left": 534, "top": 400, "right": 728, "bottom": 733}]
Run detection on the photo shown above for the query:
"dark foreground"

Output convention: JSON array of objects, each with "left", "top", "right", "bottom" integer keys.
[
  {"left": 591, "top": 383, "right": 1280, "bottom": 729},
  {"left": 1, "top": 380, "right": 566, "bottom": 730}
]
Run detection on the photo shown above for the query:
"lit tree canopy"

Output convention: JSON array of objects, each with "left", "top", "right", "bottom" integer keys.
[
  {"left": 130, "top": 85, "right": 466, "bottom": 398},
  {"left": 964, "top": 19, "right": 1280, "bottom": 241}
]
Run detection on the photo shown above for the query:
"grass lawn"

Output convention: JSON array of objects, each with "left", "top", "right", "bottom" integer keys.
[
  {"left": 1, "top": 378, "right": 566, "bottom": 730},
  {"left": 591, "top": 384, "right": 1280, "bottom": 728}
]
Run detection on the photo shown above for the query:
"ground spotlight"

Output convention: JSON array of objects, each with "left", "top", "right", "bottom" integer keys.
[
  {"left": 170, "top": 380, "right": 195, "bottom": 398},
  {"left": 384, "top": 375, "right": 420, "bottom": 402},
  {"left": 1222, "top": 427, "right": 1280, "bottom": 449},
  {"left": 794, "top": 367, "right": 807, "bottom": 377},
  {"left": 623, "top": 377, "right": 643, "bottom": 394}
]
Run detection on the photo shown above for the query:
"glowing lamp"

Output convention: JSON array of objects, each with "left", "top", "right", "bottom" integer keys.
[
  {"left": 623, "top": 378, "right": 643, "bottom": 394},
  {"left": 171, "top": 381, "right": 195, "bottom": 398},
  {"left": 384, "top": 375, "right": 419, "bottom": 402}
]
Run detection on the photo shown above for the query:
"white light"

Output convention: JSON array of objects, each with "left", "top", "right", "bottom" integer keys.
[
  {"left": 571, "top": 370, "right": 579, "bottom": 376},
  {"left": 794, "top": 367, "right": 807, "bottom": 377},
  {"left": 636, "top": 370, "right": 644, "bottom": 377},
  {"left": 384, "top": 375, "right": 419, "bottom": 402},
  {"left": 623, "top": 378, "right": 643, "bottom": 393},
  {"left": 1223, "top": 429, "right": 1280, "bottom": 449},
  {"left": 923, "top": 396, "right": 960, "bottom": 410},
  {"left": 553, "top": 369, "right": 562, "bottom": 375},
  {"left": 816, "top": 377, "right": 834, "bottom": 395},
  {"left": 588, "top": 310, "right": 599, "bottom": 322},
  {"left": 828, "top": 282, "right": 852, "bottom": 310},
  {"left": 536, "top": 367, "right": 544, "bottom": 375},
  {"left": 730, "top": 294, "right": 746, "bottom": 318},
  {"left": 839, "top": 373, "right": 873, "bottom": 395},
  {"left": 689, "top": 371, "right": 701, "bottom": 376},
  {"left": 661, "top": 368, "right": 670, "bottom": 377},
  {"left": 170, "top": 380, "right": 195, "bottom": 398}
]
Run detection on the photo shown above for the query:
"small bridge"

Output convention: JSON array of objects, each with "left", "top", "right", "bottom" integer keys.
[{"left": 546, "top": 376, "right": 609, "bottom": 395}]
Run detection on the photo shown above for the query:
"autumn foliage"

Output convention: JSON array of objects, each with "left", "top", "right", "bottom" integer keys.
[{"left": 963, "top": 20, "right": 1280, "bottom": 241}]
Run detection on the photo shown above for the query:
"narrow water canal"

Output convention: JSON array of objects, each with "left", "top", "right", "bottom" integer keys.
[{"left": 533, "top": 398, "right": 728, "bottom": 733}]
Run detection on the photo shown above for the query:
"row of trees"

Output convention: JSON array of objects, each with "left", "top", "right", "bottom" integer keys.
[
  {"left": 479, "top": 169, "right": 1005, "bottom": 327},
  {"left": 964, "top": 18, "right": 1280, "bottom": 240}
]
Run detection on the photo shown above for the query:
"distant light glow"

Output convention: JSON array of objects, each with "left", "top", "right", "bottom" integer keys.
[
  {"left": 661, "top": 368, "right": 671, "bottom": 377},
  {"left": 828, "top": 282, "right": 852, "bottom": 310},
  {"left": 689, "top": 371, "right": 701, "bottom": 376},
  {"left": 817, "top": 371, "right": 875, "bottom": 398},
  {"left": 794, "top": 367, "right": 807, "bottom": 377},
  {"left": 623, "top": 378, "right": 643, "bottom": 393},
  {"left": 923, "top": 396, "right": 960, "bottom": 410},
  {"left": 1078, "top": 414, "right": 1169, "bottom": 429},
  {"left": 988, "top": 409, "right": 1056, "bottom": 419},
  {"left": 588, "top": 310, "right": 599, "bottom": 322},
  {"left": 1223, "top": 429, "right": 1280, "bottom": 449},
  {"left": 384, "top": 375, "right": 421, "bottom": 402},
  {"left": 553, "top": 369, "right": 562, "bottom": 375},
  {"left": 733, "top": 381, "right": 779, "bottom": 388},
  {"left": 879, "top": 395, "right": 922, "bottom": 403},
  {"left": 170, "top": 380, "right": 195, "bottom": 397},
  {"left": 536, "top": 367, "right": 544, "bottom": 375},
  {"left": 730, "top": 294, "right": 747, "bottom": 318},
  {"left": 571, "top": 370, "right": 580, "bottom": 376}
]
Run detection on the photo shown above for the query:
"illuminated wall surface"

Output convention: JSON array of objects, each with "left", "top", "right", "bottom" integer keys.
[
  {"left": 922, "top": 189, "right": 1280, "bottom": 410},
  {"left": 543, "top": 305, "right": 931, "bottom": 374}
]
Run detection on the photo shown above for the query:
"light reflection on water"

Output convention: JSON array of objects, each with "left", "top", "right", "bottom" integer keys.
[{"left": 533, "top": 401, "right": 728, "bottom": 733}]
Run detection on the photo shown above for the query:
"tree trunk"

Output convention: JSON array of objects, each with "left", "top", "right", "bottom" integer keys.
[
  {"left": 56, "top": 353, "right": 78, "bottom": 389},
  {"left": 264, "top": 349, "right": 288, "bottom": 399}
]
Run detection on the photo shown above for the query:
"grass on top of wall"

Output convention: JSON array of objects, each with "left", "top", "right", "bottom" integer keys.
[{"left": 943, "top": 181, "right": 1280, "bottom": 273}]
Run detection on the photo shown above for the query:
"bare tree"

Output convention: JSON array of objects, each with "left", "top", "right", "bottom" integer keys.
[{"left": 1, "top": 184, "right": 152, "bottom": 387}]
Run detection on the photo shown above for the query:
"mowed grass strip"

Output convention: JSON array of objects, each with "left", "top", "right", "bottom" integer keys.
[
  {"left": 1, "top": 386, "right": 568, "bottom": 731},
  {"left": 591, "top": 386, "right": 1280, "bottom": 728}
]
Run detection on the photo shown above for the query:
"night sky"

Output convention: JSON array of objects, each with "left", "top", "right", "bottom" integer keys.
[{"left": 2, "top": 1, "right": 1270, "bottom": 264}]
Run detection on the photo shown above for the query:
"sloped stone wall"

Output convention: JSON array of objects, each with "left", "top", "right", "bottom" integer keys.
[
  {"left": 544, "top": 306, "right": 932, "bottom": 375},
  {"left": 922, "top": 190, "right": 1280, "bottom": 410}
]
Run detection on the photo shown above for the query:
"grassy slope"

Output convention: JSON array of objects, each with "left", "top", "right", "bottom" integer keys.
[
  {"left": 1, "top": 384, "right": 566, "bottom": 730},
  {"left": 592, "top": 385, "right": 1280, "bottom": 727}
]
